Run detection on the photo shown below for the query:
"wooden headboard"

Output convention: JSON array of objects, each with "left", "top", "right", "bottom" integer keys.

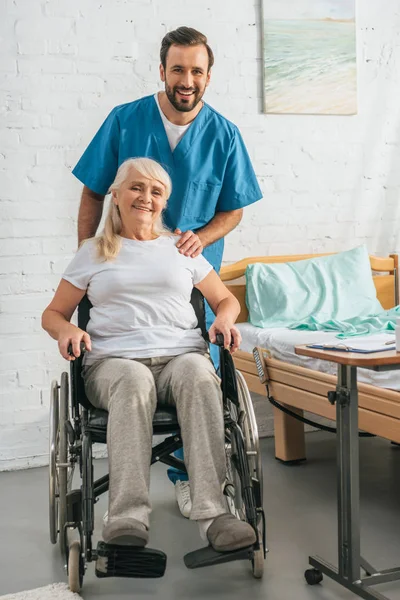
[{"left": 220, "top": 253, "right": 399, "bottom": 324}]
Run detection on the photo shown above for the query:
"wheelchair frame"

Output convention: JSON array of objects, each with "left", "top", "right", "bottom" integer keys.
[{"left": 48, "top": 292, "right": 266, "bottom": 592}]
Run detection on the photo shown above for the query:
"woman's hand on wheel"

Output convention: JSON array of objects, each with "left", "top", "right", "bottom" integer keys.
[
  {"left": 209, "top": 320, "right": 242, "bottom": 354},
  {"left": 57, "top": 324, "right": 92, "bottom": 361}
]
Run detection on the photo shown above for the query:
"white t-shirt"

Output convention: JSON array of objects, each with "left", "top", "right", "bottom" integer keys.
[
  {"left": 154, "top": 93, "right": 191, "bottom": 151},
  {"left": 62, "top": 236, "right": 213, "bottom": 365}
]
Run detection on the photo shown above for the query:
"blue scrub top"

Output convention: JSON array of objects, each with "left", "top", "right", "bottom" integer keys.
[{"left": 73, "top": 94, "right": 262, "bottom": 272}]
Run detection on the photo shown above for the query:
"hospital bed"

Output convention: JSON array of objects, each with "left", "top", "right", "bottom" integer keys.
[{"left": 220, "top": 252, "right": 400, "bottom": 463}]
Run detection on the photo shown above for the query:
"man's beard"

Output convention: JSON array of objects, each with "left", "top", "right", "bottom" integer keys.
[{"left": 165, "top": 81, "right": 205, "bottom": 113}]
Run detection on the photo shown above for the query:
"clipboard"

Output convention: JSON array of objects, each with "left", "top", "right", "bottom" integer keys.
[{"left": 306, "top": 343, "right": 396, "bottom": 354}]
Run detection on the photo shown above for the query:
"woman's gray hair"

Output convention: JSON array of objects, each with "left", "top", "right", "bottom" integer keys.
[{"left": 93, "top": 157, "right": 172, "bottom": 261}]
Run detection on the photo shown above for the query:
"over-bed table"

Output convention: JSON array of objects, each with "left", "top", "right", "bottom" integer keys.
[{"left": 295, "top": 345, "right": 400, "bottom": 599}]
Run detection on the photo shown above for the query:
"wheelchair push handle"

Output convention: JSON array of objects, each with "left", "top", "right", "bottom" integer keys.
[
  {"left": 215, "top": 333, "right": 234, "bottom": 348},
  {"left": 67, "top": 341, "right": 86, "bottom": 358}
]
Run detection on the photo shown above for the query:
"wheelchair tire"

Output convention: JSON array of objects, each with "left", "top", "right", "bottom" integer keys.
[
  {"left": 224, "top": 372, "right": 264, "bottom": 516},
  {"left": 235, "top": 370, "right": 263, "bottom": 501},
  {"left": 236, "top": 371, "right": 266, "bottom": 578},
  {"left": 224, "top": 370, "right": 266, "bottom": 579},
  {"left": 49, "top": 380, "right": 59, "bottom": 544},
  {"left": 58, "top": 372, "right": 69, "bottom": 556},
  {"left": 68, "top": 540, "right": 84, "bottom": 593}
]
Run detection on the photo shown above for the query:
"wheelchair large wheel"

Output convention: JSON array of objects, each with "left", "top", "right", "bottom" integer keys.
[
  {"left": 49, "top": 380, "right": 59, "bottom": 544},
  {"left": 225, "top": 371, "right": 263, "bottom": 512},
  {"left": 224, "top": 370, "right": 265, "bottom": 578},
  {"left": 236, "top": 370, "right": 265, "bottom": 578},
  {"left": 235, "top": 370, "right": 263, "bottom": 500},
  {"left": 58, "top": 372, "right": 69, "bottom": 556},
  {"left": 48, "top": 373, "right": 73, "bottom": 554}
]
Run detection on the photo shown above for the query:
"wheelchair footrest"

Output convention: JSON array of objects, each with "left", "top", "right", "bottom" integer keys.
[
  {"left": 184, "top": 544, "right": 253, "bottom": 569},
  {"left": 95, "top": 542, "right": 167, "bottom": 578}
]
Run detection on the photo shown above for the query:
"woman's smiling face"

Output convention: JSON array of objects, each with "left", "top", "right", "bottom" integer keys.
[{"left": 113, "top": 168, "right": 168, "bottom": 231}]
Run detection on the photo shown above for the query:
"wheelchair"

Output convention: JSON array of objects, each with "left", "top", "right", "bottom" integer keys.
[{"left": 48, "top": 290, "right": 266, "bottom": 592}]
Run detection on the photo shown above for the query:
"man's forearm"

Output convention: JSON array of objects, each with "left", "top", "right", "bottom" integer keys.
[
  {"left": 77, "top": 186, "right": 105, "bottom": 244},
  {"left": 197, "top": 209, "right": 243, "bottom": 248}
]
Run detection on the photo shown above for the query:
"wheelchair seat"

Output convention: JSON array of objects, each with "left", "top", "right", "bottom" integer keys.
[
  {"left": 87, "top": 406, "right": 180, "bottom": 444},
  {"left": 72, "top": 289, "right": 204, "bottom": 443}
]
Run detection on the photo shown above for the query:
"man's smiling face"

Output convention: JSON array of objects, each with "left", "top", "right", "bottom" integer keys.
[{"left": 160, "top": 44, "right": 211, "bottom": 113}]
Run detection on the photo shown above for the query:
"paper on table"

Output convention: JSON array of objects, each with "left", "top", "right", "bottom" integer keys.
[{"left": 307, "top": 333, "right": 396, "bottom": 353}]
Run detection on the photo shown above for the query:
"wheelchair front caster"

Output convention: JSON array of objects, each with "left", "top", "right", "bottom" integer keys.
[
  {"left": 252, "top": 545, "right": 264, "bottom": 579},
  {"left": 305, "top": 568, "right": 323, "bottom": 585},
  {"left": 68, "top": 541, "right": 84, "bottom": 593},
  {"left": 251, "top": 522, "right": 265, "bottom": 579}
]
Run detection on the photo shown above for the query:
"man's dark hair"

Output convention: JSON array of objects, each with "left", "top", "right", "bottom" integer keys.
[{"left": 160, "top": 26, "right": 214, "bottom": 72}]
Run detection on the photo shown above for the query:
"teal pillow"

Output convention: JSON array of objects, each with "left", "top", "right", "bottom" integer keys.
[{"left": 245, "top": 246, "right": 383, "bottom": 328}]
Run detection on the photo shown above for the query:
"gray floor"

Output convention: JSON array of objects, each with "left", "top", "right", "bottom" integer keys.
[{"left": 1, "top": 433, "right": 400, "bottom": 599}]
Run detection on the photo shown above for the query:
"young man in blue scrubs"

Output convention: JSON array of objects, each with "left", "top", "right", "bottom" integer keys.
[{"left": 74, "top": 26, "right": 262, "bottom": 519}]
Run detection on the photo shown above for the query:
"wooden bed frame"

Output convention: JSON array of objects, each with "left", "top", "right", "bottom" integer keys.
[{"left": 220, "top": 252, "right": 400, "bottom": 463}]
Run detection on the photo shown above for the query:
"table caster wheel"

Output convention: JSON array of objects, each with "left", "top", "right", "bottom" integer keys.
[{"left": 305, "top": 568, "right": 323, "bottom": 585}]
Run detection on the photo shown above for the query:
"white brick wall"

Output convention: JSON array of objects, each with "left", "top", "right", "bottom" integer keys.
[{"left": 1, "top": 0, "right": 400, "bottom": 470}]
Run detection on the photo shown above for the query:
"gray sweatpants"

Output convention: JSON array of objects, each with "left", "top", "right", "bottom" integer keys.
[{"left": 83, "top": 352, "right": 227, "bottom": 528}]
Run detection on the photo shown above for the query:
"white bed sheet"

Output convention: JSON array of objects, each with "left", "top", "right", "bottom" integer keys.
[{"left": 237, "top": 323, "right": 400, "bottom": 391}]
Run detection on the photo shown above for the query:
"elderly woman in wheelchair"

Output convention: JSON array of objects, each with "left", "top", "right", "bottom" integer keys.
[{"left": 42, "top": 157, "right": 265, "bottom": 591}]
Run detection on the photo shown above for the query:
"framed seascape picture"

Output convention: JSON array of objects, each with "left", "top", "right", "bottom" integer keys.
[{"left": 262, "top": 0, "right": 357, "bottom": 115}]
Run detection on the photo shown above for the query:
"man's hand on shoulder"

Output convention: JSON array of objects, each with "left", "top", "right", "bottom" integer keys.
[{"left": 174, "top": 229, "right": 204, "bottom": 258}]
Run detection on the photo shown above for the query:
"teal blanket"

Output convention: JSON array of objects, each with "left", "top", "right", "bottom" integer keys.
[
  {"left": 290, "top": 307, "right": 400, "bottom": 338},
  {"left": 246, "top": 246, "right": 400, "bottom": 338}
]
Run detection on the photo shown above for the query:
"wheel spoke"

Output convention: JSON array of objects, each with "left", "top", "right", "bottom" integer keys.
[{"left": 67, "top": 463, "right": 75, "bottom": 491}]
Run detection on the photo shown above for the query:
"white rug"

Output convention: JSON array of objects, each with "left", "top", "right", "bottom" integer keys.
[{"left": 0, "top": 583, "right": 80, "bottom": 600}]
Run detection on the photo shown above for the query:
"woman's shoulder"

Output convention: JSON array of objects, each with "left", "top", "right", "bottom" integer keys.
[
  {"left": 78, "top": 237, "right": 97, "bottom": 254},
  {"left": 74, "top": 238, "right": 103, "bottom": 264},
  {"left": 153, "top": 234, "right": 180, "bottom": 248},
  {"left": 169, "top": 234, "right": 181, "bottom": 245}
]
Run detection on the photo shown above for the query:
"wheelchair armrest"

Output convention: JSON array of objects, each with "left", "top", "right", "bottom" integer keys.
[{"left": 67, "top": 342, "right": 86, "bottom": 358}]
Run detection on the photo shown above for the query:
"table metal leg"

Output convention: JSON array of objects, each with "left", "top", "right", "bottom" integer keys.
[
  {"left": 360, "top": 557, "right": 377, "bottom": 576},
  {"left": 308, "top": 556, "right": 390, "bottom": 600},
  {"left": 337, "top": 364, "right": 360, "bottom": 582},
  {"left": 306, "top": 364, "right": 400, "bottom": 599}
]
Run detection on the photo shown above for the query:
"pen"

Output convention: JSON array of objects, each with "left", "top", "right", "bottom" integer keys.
[{"left": 384, "top": 339, "right": 396, "bottom": 345}]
